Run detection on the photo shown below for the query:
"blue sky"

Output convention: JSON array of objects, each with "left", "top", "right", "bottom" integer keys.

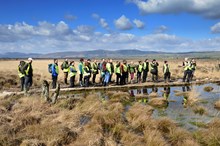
[{"left": 0, "top": 0, "right": 220, "bottom": 53}]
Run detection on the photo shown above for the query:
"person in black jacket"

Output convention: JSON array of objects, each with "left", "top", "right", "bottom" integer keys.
[
  {"left": 150, "top": 59, "right": 159, "bottom": 82},
  {"left": 21, "top": 58, "right": 33, "bottom": 92}
]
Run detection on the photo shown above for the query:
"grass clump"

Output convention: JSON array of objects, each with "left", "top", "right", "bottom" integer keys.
[
  {"left": 203, "top": 86, "right": 214, "bottom": 92},
  {"left": 214, "top": 100, "right": 220, "bottom": 109},
  {"left": 126, "top": 103, "right": 154, "bottom": 132},
  {"left": 148, "top": 98, "right": 168, "bottom": 108},
  {"left": 193, "top": 106, "right": 206, "bottom": 115}
]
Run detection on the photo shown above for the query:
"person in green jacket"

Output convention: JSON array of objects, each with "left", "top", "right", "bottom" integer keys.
[
  {"left": 69, "top": 61, "right": 77, "bottom": 88},
  {"left": 61, "top": 59, "right": 69, "bottom": 85},
  {"left": 115, "top": 61, "right": 121, "bottom": 85},
  {"left": 78, "top": 58, "right": 84, "bottom": 87}
]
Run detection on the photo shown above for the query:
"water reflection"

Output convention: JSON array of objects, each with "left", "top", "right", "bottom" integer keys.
[{"left": 162, "top": 87, "right": 170, "bottom": 100}]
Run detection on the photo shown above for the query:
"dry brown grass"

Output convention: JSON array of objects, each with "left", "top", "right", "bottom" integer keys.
[
  {"left": 214, "top": 100, "right": 220, "bottom": 109},
  {"left": 148, "top": 98, "right": 168, "bottom": 107},
  {"left": 126, "top": 103, "right": 154, "bottom": 132}
]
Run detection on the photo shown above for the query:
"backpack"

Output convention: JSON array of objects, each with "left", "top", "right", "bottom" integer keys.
[
  {"left": 19, "top": 61, "right": 26, "bottom": 74},
  {"left": 48, "top": 64, "right": 53, "bottom": 73}
]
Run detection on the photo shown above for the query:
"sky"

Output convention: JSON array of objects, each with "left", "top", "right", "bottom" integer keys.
[{"left": 1, "top": 0, "right": 220, "bottom": 53}]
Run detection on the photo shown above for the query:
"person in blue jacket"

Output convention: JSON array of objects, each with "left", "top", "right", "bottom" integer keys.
[{"left": 51, "top": 59, "right": 59, "bottom": 89}]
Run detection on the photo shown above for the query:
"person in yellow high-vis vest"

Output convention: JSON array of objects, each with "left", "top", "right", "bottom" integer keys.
[
  {"left": 163, "top": 61, "right": 171, "bottom": 83},
  {"left": 21, "top": 58, "right": 33, "bottom": 92},
  {"left": 61, "top": 59, "right": 69, "bottom": 85},
  {"left": 69, "top": 61, "right": 77, "bottom": 88},
  {"left": 182, "top": 58, "right": 192, "bottom": 83},
  {"left": 142, "top": 59, "right": 149, "bottom": 83},
  {"left": 137, "top": 61, "right": 143, "bottom": 83},
  {"left": 115, "top": 61, "right": 121, "bottom": 85},
  {"left": 18, "top": 61, "right": 25, "bottom": 91}
]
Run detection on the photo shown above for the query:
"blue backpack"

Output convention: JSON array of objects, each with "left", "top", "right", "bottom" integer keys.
[{"left": 48, "top": 64, "right": 53, "bottom": 73}]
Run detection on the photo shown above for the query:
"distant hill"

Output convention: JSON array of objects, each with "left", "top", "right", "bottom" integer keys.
[{"left": 0, "top": 49, "right": 220, "bottom": 59}]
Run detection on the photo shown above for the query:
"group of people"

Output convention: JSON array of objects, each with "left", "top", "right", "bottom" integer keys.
[{"left": 17, "top": 57, "right": 197, "bottom": 91}]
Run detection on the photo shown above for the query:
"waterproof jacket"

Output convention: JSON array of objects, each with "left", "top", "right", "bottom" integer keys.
[
  {"left": 22, "top": 63, "right": 33, "bottom": 77},
  {"left": 52, "top": 63, "right": 59, "bottom": 77},
  {"left": 69, "top": 65, "right": 77, "bottom": 77},
  {"left": 61, "top": 61, "right": 69, "bottom": 72},
  {"left": 78, "top": 62, "right": 84, "bottom": 74},
  {"left": 163, "top": 64, "right": 170, "bottom": 73},
  {"left": 142, "top": 62, "right": 149, "bottom": 72}
]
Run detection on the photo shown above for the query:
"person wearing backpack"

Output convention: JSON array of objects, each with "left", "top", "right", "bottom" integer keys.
[
  {"left": 69, "top": 61, "right": 77, "bottom": 88},
  {"left": 61, "top": 59, "right": 69, "bottom": 85},
  {"left": 21, "top": 58, "right": 33, "bottom": 93},
  {"left": 18, "top": 60, "right": 26, "bottom": 91},
  {"left": 51, "top": 59, "right": 59, "bottom": 89},
  {"left": 150, "top": 59, "right": 159, "bottom": 82}
]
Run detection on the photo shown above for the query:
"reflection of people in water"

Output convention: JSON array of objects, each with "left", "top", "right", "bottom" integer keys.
[
  {"left": 163, "top": 87, "right": 170, "bottom": 100},
  {"left": 130, "top": 90, "right": 135, "bottom": 97},
  {"left": 182, "top": 86, "right": 191, "bottom": 106},
  {"left": 137, "top": 89, "right": 142, "bottom": 94},
  {"left": 152, "top": 87, "right": 158, "bottom": 93},
  {"left": 182, "top": 86, "right": 191, "bottom": 92},
  {"left": 143, "top": 88, "right": 148, "bottom": 95}
]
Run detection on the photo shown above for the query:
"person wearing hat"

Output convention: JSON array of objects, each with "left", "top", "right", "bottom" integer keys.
[
  {"left": 21, "top": 58, "right": 33, "bottom": 92},
  {"left": 150, "top": 59, "right": 159, "bottom": 82},
  {"left": 61, "top": 59, "right": 69, "bottom": 85}
]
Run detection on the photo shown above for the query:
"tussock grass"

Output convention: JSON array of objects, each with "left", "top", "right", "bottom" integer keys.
[
  {"left": 135, "top": 94, "right": 148, "bottom": 99},
  {"left": 203, "top": 86, "right": 214, "bottom": 92},
  {"left": 168, "top": 128, "right": 194, "bottom": 146},
  {"left": 149, "top": 98, "right": 168, "bottom": 108},
  {"left": 144, "top": 128, "right": 169, "bottom": 146},
  {"left": 109, "top": 91, "right": 130, "bottom": 103},
  {"left": 121, "top": 131, "right": 145, "bottom": 146},
  {"left": 193, "top": 105, "right": 206, "bottom": 115},
  {"left": 184, "top": 89, "right": 200, "bottom": 106},
  {"left": 214, "top": 100, "right": 220, "bottom": 109},
  {"left": 194, "top": 118, "right": 220, "bottom": 146},
  {"left": 156, "top": 118, "right": 177, "bottom": 134},
  {"left": 126, "top": 103, "right": 154, "bottom": 132},
  {"left": 148, "top": 92, "right": 159, "bottom": 98}
]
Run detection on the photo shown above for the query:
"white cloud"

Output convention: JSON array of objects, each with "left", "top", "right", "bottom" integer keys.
[
  {"left": 133, "top": 19, "right": 145, "bottom": 29},
  {"left": 99, "top": 18, "right": 109, "bottom": 29},
  {"left": 0, "top": 21, "right": 220, "bottom": 53},
  {"left": 128, "top": 0, "right": 220, "bottom": 19},
  {"left": 211, "top": 22, "right": 220, "bottom": 34},
  {"left": 92, "top": 13, "right": 100, "bottom": 19},
  {"left": 64, "top": 14, "right": 77, "bottom": 21},
  {"left": 114, "top": 15, "right": 133, "bottom": 30},
  {"left": 154, "top": 25, "right": 168, "bottom": 33}
]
